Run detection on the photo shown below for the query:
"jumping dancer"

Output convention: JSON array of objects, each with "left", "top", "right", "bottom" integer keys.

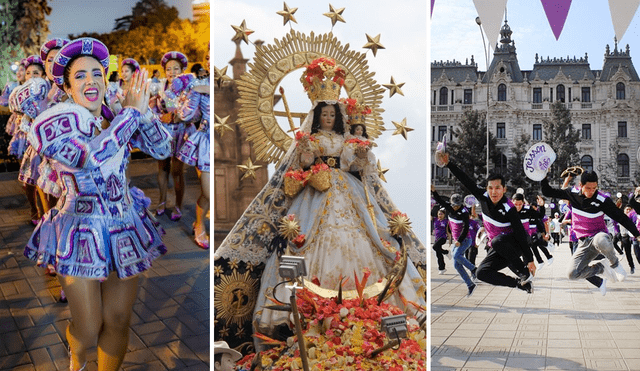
[
  {"left": 432, "top": 185, "right": 477, "bottom": 295},
  {"left": 541, "top": 171, "right": 640, "bottom": 293},
  {"left": 438, "top": 152, "right": 535, "bottom": 293}
]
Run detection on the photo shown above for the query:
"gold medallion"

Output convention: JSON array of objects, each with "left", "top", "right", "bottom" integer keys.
[{"left": 214, "top": 269, "right": 260, "bottom": 327}]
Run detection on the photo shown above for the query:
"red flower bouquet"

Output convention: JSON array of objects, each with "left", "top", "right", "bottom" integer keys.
[
  {"left": 303, "top": 57, "right": 346, "bottom": 87},
  {"left": 308, "top": 163, "right": 331, "bottom": 192},
  {"left": 284, "top": 168, "right": 310, "bottom": 197}
]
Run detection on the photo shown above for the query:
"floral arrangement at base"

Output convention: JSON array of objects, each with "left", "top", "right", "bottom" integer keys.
[{"left": 235, "top": 270, "right": 426, "bottom": 371}]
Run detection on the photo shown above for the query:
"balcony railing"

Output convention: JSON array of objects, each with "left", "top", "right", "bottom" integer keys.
[{"left": 581, "top": 102, "right": 592, "bottom": 109}]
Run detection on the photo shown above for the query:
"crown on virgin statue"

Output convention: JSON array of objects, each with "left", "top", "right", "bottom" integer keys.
[
  {"left": 341, "top": 98, "right": 372, "bottom": 125},
  {"left": 300, "top": 57, "right": 346, "bottom": 103}
]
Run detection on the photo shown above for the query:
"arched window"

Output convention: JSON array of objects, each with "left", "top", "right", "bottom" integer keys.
[
  {"left": 498, "top": 84, "right": 507, "bottom": 101},
  {"left": 493, "top": 153, "right": 508, "bottom": 174},
  {"left": 581, "top": 155, "right": 593, "bottom": 173},
  {"left": 557, "top": 84, "right": 565, "bottom": 102},
  {"left": 618, "top": 153, "right": 630, "bottom": 177},
  {"left": 439, "top": 87, "right": 448, "bottom": 105},
  {"left": 617, "top": 82, "right": 625, "bottom": 100}
]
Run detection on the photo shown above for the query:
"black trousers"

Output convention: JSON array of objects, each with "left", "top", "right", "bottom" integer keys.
[
  {"left": 432, "top": 237, "right": 448, "bottom": 270},
  {"left": 530, "top": 233, "right": 553, "bottom": 263},
  {"left": 476, "top": 234, "right": 529, "bottom": 288},
  {"left": 465, "top": 244, "right": 478, "bottom": 266}
]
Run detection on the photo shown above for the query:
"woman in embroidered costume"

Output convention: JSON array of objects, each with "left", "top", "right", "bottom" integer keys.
[
  {"left": 10, "top": 56, "right": 49, "bottom": 225},
  {"left": 214, "top": 58, "right": 426, "bottom": 351},
  {"left": 0, "top": 59, "right": 24, "bottom": 108},
  {"left": 151, "top": 51, "right": 195, "bottom": 221},
  {"left": 37, "top": 39, "right": 71, "bottom": 215},
  {"left": 173, "top": 51, "right": 211, "bottom": 249},
  {"left": 23, "top": 38, "right": 172, "bottom": 371},
  {"left": 3, "top": 59, "right": 25, "bottom": 159}
]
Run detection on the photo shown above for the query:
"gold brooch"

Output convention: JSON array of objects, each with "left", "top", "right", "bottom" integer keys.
[{"left": 326, "top": 157, "right": 337, "bottom": 167}]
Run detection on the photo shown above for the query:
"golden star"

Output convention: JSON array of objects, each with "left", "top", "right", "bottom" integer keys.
[
  {"left": 377, "top": 160, "right": 389, "bottom": 182},
  {"left": 391, "top": 118, "right": 413, "bottom": 140},
  {"left": 363, "top": 33, "right": 385, "bottom": 57},
  {"left": 383, "top": 76, "right": 405, "bottom": 98},
  {"left": 218, "top": 326, "right": 230, "bottom": 338},
  {"left": 214, "top": 114, "right": 234, "bottom": 137},
  {"left": 214, "top": 65, "right": 231, "bottom": 88},
  {"left": 323, "top": 4, "right": 346, "bottom": 27},
  {"left": 277, "top": 2, "right": 298, "bottom": 26},
  {"left": 231, "top": 19, "right": 254, "bottom": 44},
  {"left": 238, "top": 158, "right": 262, "bottom": 181}
]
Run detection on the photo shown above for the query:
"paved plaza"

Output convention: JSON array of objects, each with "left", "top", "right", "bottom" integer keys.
[
  {"left": 431, "top": 240, "right": 640, "bottom": 371},
  {"left": 0, "top": 158, "right": 210, "bottom": 370}
]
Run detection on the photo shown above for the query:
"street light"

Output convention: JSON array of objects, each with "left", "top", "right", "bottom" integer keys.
[
  {"left": 476, "top": 16, "right": 491, "bottom": 179},
  {"left": 278, "top": 256, "right": 310, "bottom": 371}
]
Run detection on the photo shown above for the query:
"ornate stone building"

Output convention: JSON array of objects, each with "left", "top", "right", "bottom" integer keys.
[
  {"left": 214, "top": 42, "right": 269, "bottom": 249},
  {"left": 431, "top": 20, "right": 640, "bottom": 192}
]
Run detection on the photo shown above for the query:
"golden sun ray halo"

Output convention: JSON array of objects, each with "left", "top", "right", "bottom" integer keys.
[{"left": 236, "top": 29, "right": 386, "bottom": 165}]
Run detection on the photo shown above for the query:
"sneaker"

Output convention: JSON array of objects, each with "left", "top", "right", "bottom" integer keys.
[
  {"left": 519, "top": 272, "right": 534, "bottom": 285},
  {"left": 537, "top": 262, "right": 545, "bottom": 271},
  {"left": 444, "top": 250, "right": 452, "bottom": 260},
  {"left": 438, "top": 269, "right": 446, "bottom": 275},
  {"left": 599, "top": 278, "right": 607, "bottom": 296},
  {"left": 601, "top": 263, "right": 619, "bottom": 282},
  {"left": 547, "top": 257, "right": 554, "bottom": 266},
  {"left": 470, "top": 267, "right": 477, "bottom": 281},
  {"left": 467, "top": 283, "right": 477, "bottom": 297},
  {"left": 631, "top": 267, "right": 635, "bottom": 275},
  {"left": 546, "top": 242, "right": 556, "bottom": 253},
  {"left": 517, "top": 281, "right": 534, "bottom": 294},
  {"left": 613, "top": 264, "right": 627, "bottom": 282}
]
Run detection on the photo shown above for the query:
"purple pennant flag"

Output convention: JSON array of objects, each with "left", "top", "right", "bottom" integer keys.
[
  {"left": 431, "top": 0, "right": 435, "bottom": 17},
  {"left": 541, "top": 0, "right": 573, "bottom": 40}
]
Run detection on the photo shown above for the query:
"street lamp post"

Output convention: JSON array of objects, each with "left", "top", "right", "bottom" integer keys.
[{"left": 476, "top": 16, "right": 490, "bottom": 179}]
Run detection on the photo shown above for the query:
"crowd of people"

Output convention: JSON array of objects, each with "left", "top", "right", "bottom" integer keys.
[
  {"left": 432, "top": 150, "right": 640, "bottom": 298},
  {"left": 0, "top": 37, "right": 210, "bottom": 371}
]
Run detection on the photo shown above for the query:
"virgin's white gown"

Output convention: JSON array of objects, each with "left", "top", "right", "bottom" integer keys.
[
  {"left": 213, "top": 102, "right": 425, "bottom": 352},
  {"left": 253, "top": 129, "right": 425, "bottom": 341}
]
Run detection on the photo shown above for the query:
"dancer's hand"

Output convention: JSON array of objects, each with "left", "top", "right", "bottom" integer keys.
[
  {"left": 122, "top": 69, "right": 150, "bottom": 115},
  {"left": 528, "top": 261, "right": 537, "bottom": 276}
]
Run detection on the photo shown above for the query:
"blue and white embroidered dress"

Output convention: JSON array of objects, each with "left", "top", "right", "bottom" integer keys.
[
  {"left": 176, "top": 77, "right": 210, "bottom": 172},
  {"left": 24, "top": 103, "right": 173, "bottom": 279}
]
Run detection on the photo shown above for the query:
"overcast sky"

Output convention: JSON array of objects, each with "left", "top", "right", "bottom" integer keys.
[
  {"left": 431, "top": 0, "right": 640, "bottom": 72},
  {"left": 214, "top": 0, "right": 428, "bottom": 240}
]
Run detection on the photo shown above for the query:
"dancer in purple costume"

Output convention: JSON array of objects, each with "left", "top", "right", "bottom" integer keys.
[
  {"left": 173, "top": 69, "right": 211, "bottom": 249},
  {"left": 438, "top": 152, "right": 535, "bottom": 293},
  {"left": 3, "top": 59, "right": 26, "bottom": 142},
  {"left": 23, "top": 38, "right": 172, "bottom": 371},
  {"left": 432, "top": 186, "right": 477, "bottom": 295},
  {"left": 541, "top": 171, "right": 640, "bottom": 293},
  {"left": 150, "top": 51, "right": 195, "bottom": 221},
  {"left": 432, "top": 207, "right": 451, "bottom": 274}
]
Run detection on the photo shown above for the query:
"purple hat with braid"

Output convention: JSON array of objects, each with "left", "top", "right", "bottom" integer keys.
[
  {"left": 161, "top": 51, "right": 188, "bottom": 69},
  {"left": 120, "top": 58, "right": 140, "bottom": 72},
  {"left": 51, "top": 38, "right": 110, "bottom": 89},
  {"left": 22, "top": 55, "right": 45, "bottom": 71},
  {"left": 40, "top": 38, "right": 70, "bottom": 61}
]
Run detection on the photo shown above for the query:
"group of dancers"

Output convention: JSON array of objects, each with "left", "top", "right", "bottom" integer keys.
[
  {"left": 0, "top": 37, "right": 209, "bottom": 371},
  {"left": 432, "top": 150, "right": 640, "bottom": 297}
]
